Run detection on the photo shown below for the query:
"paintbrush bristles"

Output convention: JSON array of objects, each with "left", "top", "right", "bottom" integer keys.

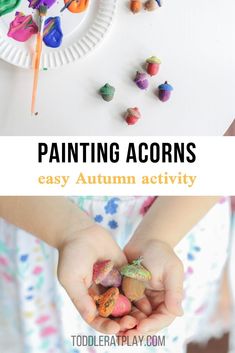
[{"left": 39, "top": 5, "right": 47, "bottom": 16}]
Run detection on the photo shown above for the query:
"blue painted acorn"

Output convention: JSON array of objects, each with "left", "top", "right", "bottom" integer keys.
[{"left": 158, "top": 81, "right": 174, "bottom": 102}]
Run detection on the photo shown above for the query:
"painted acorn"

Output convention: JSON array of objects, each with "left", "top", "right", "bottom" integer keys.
[
  {"left": 134, "top": 71, "right": 149, "bottom": 90},
  {"left": 111, "top": 294, "right": 132, "bottom": 318},
  {"left": 93, "top": 260, "right": 121, "bottom": 287},
  {"left": 146, "top": 56, "right": 161, "bottom": 76},
  {"left": 145, "top": 0, "right": 157, "bottom": 11},
  {"left": 121, "top": 257, "right": 151, "bottom": 301},
  {"left": 99, "top": 83, "right": 115, "bottom": 102},
  {"left": 94, "top": 288, "right": 131, "bottom": 318},
  {"left": 130, "top": 0, "right": 142, "bottom": 13},
  {"left": 122, "top": 277, "right": 145, "bottom": 301},
  {"left": 121, "top": 257, "right": 151, "bottom": 281},
  {"left": 125, "top": 107, "right": 141, "bottom": 125},
  {"left": 158, "top": 81, "right": 174, "bottom": 102}
]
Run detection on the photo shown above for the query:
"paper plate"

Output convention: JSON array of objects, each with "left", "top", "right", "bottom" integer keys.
[{"left": 0, "top": 0, "right": 117, "bottom": 69}]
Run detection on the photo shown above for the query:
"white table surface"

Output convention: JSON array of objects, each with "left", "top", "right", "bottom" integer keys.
[{"left": 0, "top": 0, "right": 234, "bottom": 136}]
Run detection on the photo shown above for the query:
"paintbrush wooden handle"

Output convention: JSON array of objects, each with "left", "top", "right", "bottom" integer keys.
[
  {"left": 34, "top": 33, "right": 43, "bottom": 69},
  {"left": 31, "top": 33, "right": 43, "bottom": 115}
]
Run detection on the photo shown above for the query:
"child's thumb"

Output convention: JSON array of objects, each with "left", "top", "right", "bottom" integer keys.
[
  {"left": 62, "top": 278, "right": 97, "bottom": 324},
  {"left": 66, "top": 278, "right": 97, "bottom": 324},
  {"left": 164, "top": 260, "right": 184, "bottom": 317}
]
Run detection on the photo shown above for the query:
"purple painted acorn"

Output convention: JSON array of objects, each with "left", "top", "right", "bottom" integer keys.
[
  {"left": 134, "top": 71, "right": 149, "bottom": 90},
  {"left": 93, "top": 260, "right": 122, "bottom": 287},
  {"left": 158, "top": 81, "right": 173, "bottom": 102}
]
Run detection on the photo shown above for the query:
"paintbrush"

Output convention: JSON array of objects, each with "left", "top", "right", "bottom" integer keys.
[
  {"left": 60, "top": 0, "right": 76, "bottom": 13},
  {"left": 31, "top": 4, "right": 47, "bottom": 116}
]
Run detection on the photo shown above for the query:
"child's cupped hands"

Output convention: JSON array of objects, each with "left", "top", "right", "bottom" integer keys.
[
  {"left": 57, "top": 222, "right": 184, "bottom": 338},
  {"left": 122, "top": 239, "right": 184, "bottom": 338},
  {"left": 57, "top": 223, "right": 138, "bottom": 334}
]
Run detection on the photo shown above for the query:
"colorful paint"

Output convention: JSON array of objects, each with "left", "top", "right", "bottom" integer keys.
[
  {"left": 0, "top": 0, "right": 21, "bottom": 16},
  {"left": 43, "top": 17, "right": 63, "bottom": 48},
  {"left": 63, "top": 0, "right": 89, "bottom": 14},
  {"left": 7, "top": 12, "right": 38, "bottom": 42},
  {"left": 28, "top": 0, "right": 56, "bottom": 10}
]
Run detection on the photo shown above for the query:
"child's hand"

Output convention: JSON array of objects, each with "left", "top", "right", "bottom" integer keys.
[
  {"left": 57, "top": 224, "right": 137, "bottom": 334},
  {"left": 123, "top": 239, "right": 184, "bottom": 336}
]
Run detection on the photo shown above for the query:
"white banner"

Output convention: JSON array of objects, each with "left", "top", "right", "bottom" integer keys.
[{"left": 0, "top": 137, "right": 234, "bottom": 196}]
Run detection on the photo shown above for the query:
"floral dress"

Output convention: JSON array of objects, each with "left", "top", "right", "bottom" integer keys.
[{"left": 0, "top": 197, "right": 231, "bottom": 353}]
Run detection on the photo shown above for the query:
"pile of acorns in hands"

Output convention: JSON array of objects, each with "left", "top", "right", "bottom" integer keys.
[
  {"left": 130, "top": 0, "right": 162, "bottom": 13},
  {"left": 92, "top": 257, "right": 151, "bottom": 318}
]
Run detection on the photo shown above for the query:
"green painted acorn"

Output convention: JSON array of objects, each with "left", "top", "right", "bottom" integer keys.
[
  {"left": 120, "top": 257, "right": 151, "bottom": 301},
  {"left": 120, "top": 257, "right": 151, "bottom": 281},
  {"left": 99, "top": 83, "right": 115, "bottom": 102}
]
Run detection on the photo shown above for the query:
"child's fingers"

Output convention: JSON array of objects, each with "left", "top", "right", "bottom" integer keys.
[
  {"left": 128, "top": 307, "right": 147, "bottom": 322},
  {"left": 90, "top": 316, "right": 120, "bottom": 334},
  {"left": 137, "top": 306, "right": 175, "bottom": 334},
  {"left": 116, "top": 328, "right": 146, "bottom": 343},
  {"left": 133, "top": 296, "right": 152, "bottom": 315},
  {"left": 144, "top": 290, "right": 165, "bottom": 311},
  {"left": 68, "top": 279, "right": 97, "bottom": 323},
  {"left": 114, "top": 315, "right": 137, "bottom": 331},
  {"left": 109, "top": 249, "right": 128, "bottom": 268},
  {"left": 164, "top": 260, "right": 184, "bottom": 316}
]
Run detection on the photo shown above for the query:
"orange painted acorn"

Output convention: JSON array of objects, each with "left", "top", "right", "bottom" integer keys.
[
  {"left": 130, "top": 0, "right": 142, "bottom": 14},
  {"left": 63, "top": 0, "right": 89, "bottom": 14},
  {"left": 94, "top": 287, "right": 131, "bottom": 318}
]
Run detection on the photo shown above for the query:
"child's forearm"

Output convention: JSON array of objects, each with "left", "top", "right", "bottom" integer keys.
[
  {"left": 0, "top": 197, "right": 94, "bottom": 249},
  {"left": 128, "top": 196, "right": 220, "bottom": 250}
]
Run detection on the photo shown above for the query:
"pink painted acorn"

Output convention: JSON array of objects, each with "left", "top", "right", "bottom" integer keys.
[
  {"left": 93, "top": 260, "right": 122, "bottom": 287},
  {"left": 93, "top": 287, "right": 131, "bottom": 318},
  {"left": 134, "top": 71, "right": 149, "bottom": 90},
  {"left": 125, "top": 107, "right": 141, "bottom": 125},
  {"left": 111, "top": 294, "right": 132, "bottom": 318},
  {"left": 146, "top": 56, "right": 161, "bottom": 76},
  {"left": 158, "top": 81, "right": 174, "bottom": 102}
]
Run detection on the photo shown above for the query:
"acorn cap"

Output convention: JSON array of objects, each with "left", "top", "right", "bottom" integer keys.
[
  {"left": 158, "top": 81, "right": 173, "bottom": 91},
  {"left": 100, "top": 83, "right": 115, "bottom": 96},
  {"left": 94, "top": 287, "right": 119, "bottom": 318},
  {"left": 93, "top": 260, "right": 113, "bottom": 284},
  {"left": 120, "top": 257, "right": 151, "bottom": 281},
  {"left": 135, "top": 71, "right": 148, "bottom": 81},
  {"left": 126, "top": 107, "right": 141, "bottom": 119},
  {"left": 146, "top": 56, "right": 161, "bottom": 64}
]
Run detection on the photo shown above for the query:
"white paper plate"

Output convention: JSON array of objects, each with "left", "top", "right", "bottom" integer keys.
[{"left": 0, "top": 0, "right": 117, "bottom": 69}]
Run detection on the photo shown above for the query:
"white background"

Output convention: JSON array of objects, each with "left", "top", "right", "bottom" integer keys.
[
  {"left": 0, "top": 0, "right": 235, "bottom": 136},
  {"left": 0, "top": 136, "right": 234, "bottom": 195}
]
